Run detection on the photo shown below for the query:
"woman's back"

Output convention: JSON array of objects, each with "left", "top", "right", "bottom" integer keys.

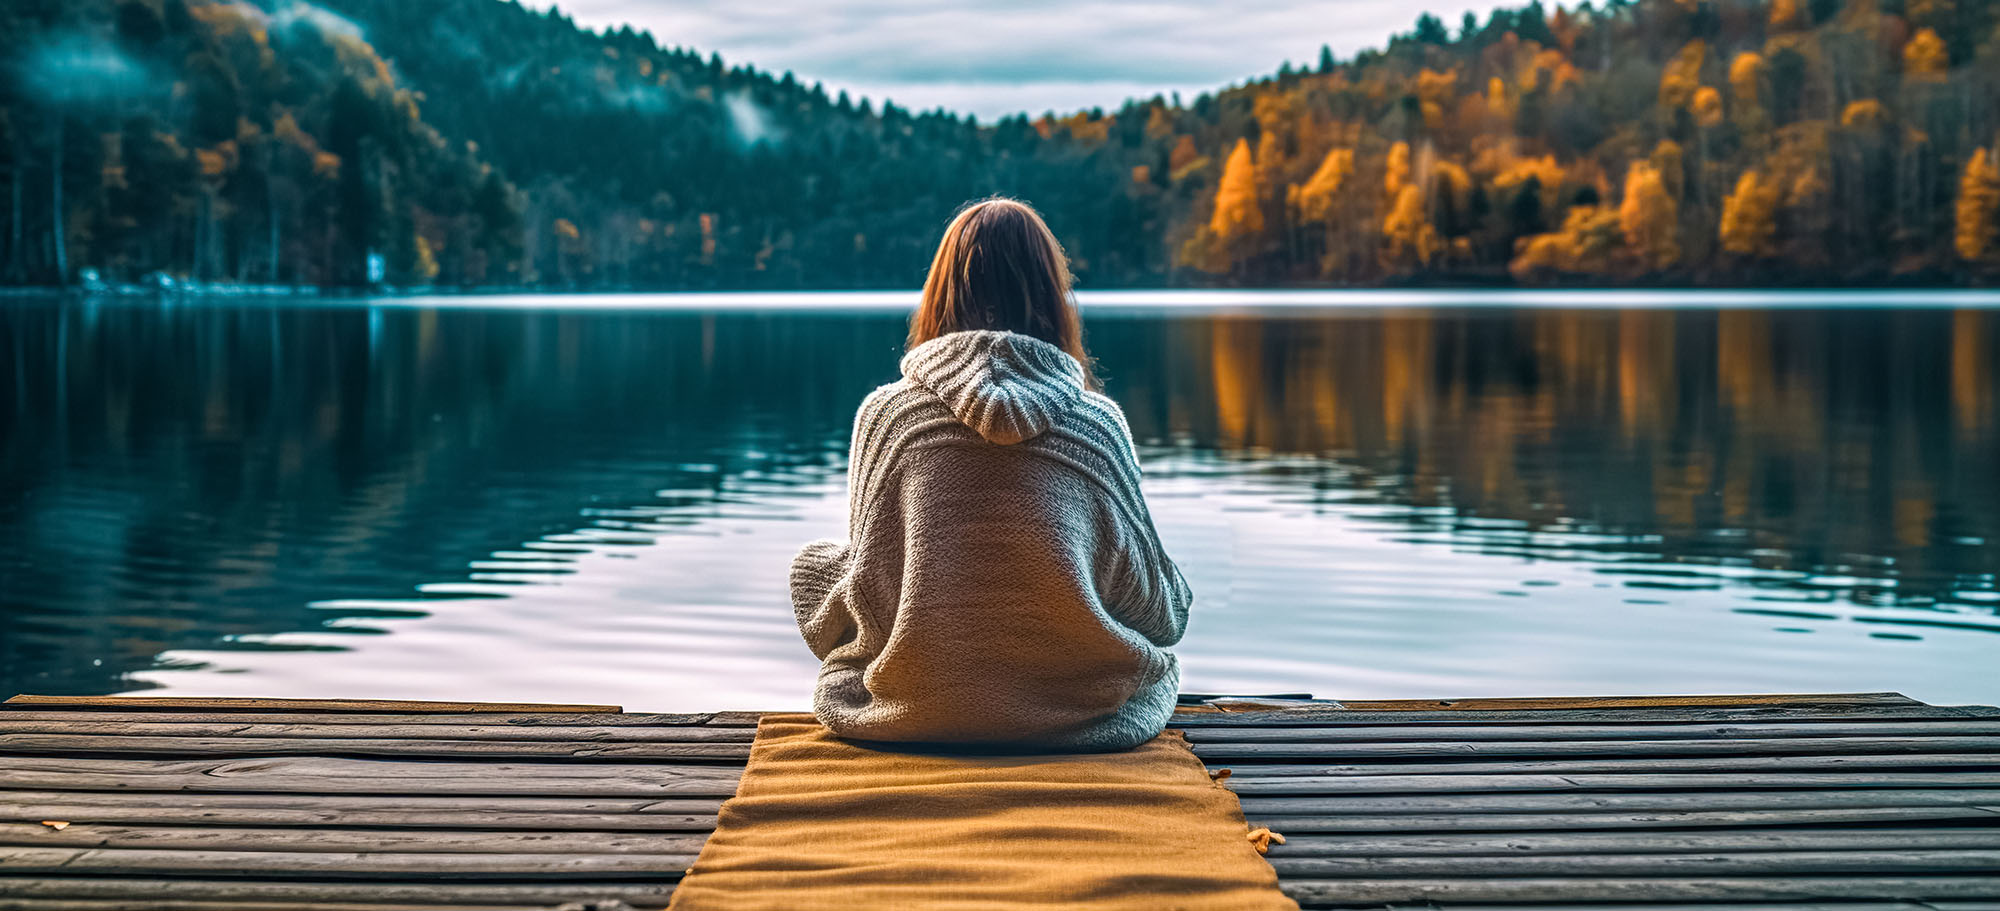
[
  {"left": 788, "top": 197, "right": 1192, "bottom": 752},
  {"left": 791, "top": 330, "right": 1190, "bottom": 751}
]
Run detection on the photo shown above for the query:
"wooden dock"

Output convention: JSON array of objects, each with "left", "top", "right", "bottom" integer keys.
[{"left": 2, "top": 691, "right": 1998, "bottom": 909}]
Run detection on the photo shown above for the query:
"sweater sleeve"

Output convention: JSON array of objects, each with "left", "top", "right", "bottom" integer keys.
[
  {"left": 790, "top": 383, "right": 894, "bottom": 660},
  {"left": 1088, "top": 398, "right": 1192, "bottom": 647},
  {"left": 789, "top": 538, "right": 855, "bottom": 660},
  {"left": 1104, "top": 518, "right": 1193, "bottom": 647}
]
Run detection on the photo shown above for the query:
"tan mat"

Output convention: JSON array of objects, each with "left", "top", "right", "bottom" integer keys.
[{"left": 667, "top": 713, "right": 1296, "bottom": 911}]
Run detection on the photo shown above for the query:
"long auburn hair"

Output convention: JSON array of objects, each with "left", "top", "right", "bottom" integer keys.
[{"left": 909, "top": 197, "right": 1096, "bottom": 387}]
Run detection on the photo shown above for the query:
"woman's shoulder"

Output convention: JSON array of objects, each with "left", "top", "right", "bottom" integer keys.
[
  {"left": 1072, "top": 389, "right": 1136, "bottom": 443},
  {"left": 856, "top": 378, "right": 932, "bottom": 421},
  {"left": 851, "top": 379, "right": 962, "bottom": 443}
]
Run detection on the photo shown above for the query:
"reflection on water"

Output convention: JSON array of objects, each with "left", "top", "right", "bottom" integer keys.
[{"left": 1, "top": 297, "right": 1995, "bottom": 709}]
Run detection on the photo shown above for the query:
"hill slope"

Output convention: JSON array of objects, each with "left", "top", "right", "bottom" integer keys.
[{"left": 3, "top": 0, "right": 1997, "bottom": 288}]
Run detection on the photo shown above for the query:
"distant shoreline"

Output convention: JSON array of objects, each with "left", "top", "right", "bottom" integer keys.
[{"left": 7, "top": 286, "right": 1999, "bottom": 311}]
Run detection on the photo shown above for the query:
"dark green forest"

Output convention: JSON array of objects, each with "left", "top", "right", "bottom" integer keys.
[{"left": 3, "top": 0, "right": 1998, "bottom": 289}]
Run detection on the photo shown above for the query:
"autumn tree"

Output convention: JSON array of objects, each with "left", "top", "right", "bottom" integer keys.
[
  {"left": 1659, "top": 41, "right": 1707, "bottom": 111},
  {"left": 1288, "top": 147, "right": 1353, "bottom": 222},
  {"left": 1719, "top": 170, "right": 1781, "bottom": 258},
  {"left": 1904, "top": 28, "right": 1949, "bottom": 81},
  {"left": 1211, "top": 137, "right": 1264, "bottom": 239},
  {"left": 1958, "top": 148, "right": 2000, "bottom": 263},
  {"left": 1383, "top": 183, "right": 1440, "bottom": 269},
  {"left": 1620, "top": 160, "right": 1680, "bottom": 271}
]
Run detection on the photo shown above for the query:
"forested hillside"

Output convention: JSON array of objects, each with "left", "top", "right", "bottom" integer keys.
[{"left": 3, "top": 0, "right": 1998, "bottom": 289}]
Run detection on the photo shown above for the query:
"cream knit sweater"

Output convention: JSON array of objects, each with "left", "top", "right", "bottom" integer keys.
[{"left": 789, "top": 329, "right": 1193, "bottom": 752}]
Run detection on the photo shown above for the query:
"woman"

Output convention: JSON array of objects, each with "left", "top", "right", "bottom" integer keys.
[{"left": 788, "top": 198, "right": 1192, "bottom": 752}]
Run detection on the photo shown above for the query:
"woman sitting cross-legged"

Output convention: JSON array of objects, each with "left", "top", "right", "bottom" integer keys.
[{"left": 788, "top": 197, "right": 1193, "bottom": 753}]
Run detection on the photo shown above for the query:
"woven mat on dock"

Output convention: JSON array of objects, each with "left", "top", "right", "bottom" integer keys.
[{"left": 666, "top": 713, "right": 1296, "bottom": 911}]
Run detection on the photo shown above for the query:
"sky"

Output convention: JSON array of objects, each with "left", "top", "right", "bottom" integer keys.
[{"left": 533, "top": 0, "right": 1511, "bottom": 121}]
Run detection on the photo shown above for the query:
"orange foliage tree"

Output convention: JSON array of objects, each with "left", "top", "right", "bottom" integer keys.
[
  {"left": 1620, "top": 160, "right": 1681, "bottom": 270},
  {"left": 1958, "top": 148, "right": 2000, "bottom": 262},
  {"left": 1288, "top": 147, "right": 1354, "bottom": 223},
  {"left": 1719, "top": 170, "right": 1781, "bottom": 257},
  {"left": 1904, "top": 29, "right": 1949, "bottom": 80},
  {"left": 1211, "top": 137, "right": 1264, "bottom": 239}
]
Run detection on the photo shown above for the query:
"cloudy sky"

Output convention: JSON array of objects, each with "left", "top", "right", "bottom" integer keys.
[{"left": 534, "top": 1, "right": 1509, "bottom": 120}]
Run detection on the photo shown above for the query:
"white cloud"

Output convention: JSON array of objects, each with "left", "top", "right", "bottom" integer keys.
[{"left": 534, "top": 0, "right": 1513, "bottom": 119}]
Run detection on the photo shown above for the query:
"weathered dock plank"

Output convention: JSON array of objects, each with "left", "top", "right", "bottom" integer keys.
[
  {"left": 1, "top": 696, "right": 624, "bottom": 713},
  {"left": 1, "top": 692, "right": 1993, "bottom": 909}
]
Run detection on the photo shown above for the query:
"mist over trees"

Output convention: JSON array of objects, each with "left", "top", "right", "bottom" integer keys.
[{"left": 3, "top": 0, "right": 1998, "bottom": 290}]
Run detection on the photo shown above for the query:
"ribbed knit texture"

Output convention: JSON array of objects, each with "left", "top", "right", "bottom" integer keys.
[{"left": 789, "top": 329, "right": 1193, "bottom": 752}]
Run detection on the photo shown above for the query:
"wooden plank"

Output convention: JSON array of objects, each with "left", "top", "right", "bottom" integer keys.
[
  {"left": 1292, "top": 693, "right": 1923, "bottom": 711},
  {"left": 2, "top": 895, "right": 1992, "bottom": 911},
  {"left": 0, "top": 711, "right": 721, "bottom": 726},
  {"left": 0, "top": 822, "right": 705, "bottom": 855},
  {"left": 1235, "top": 789, "right": 2000, "bottom": 814},
  {"left": 1244, "top": 806, "right": 2000, "bottom": 832},
  {"left": 0, "top": 790, "right": 728, "bottom": 814},
  {"left": 1277, "top": 877, "right": 2000, "bottom": 904},
  {"left": 1211, "top": 753, "right": 2000, "bottom": 777},
  {"left": 0, "top": 846, "right": 698, "bottom": 877},
  {"left": 1225, "top": 771, "right": 2000, "bottom": 794},
  {"left": 14, "top": 732, "right": 1995, "bottom": 761},
  {"left": 1185, "top": 721, "right": 2000, "bottom": 742},
  {"left": 1265, "top": 849, "right": 2000, "bottom": 876},
  {"left": 1284, "top": 905, "right": 2000, "bottom": 911},
  {"left": 1266, "top": 829, "right": 2000, "bottom": 856},
  {"left": 14, "top": 705, "right": 1984, "bottom": 727},
  {"left": 1174, "top": 704, "right": 2000, "bottom": 726},
  {"left": 0, "top": 722, "right": 758, "bottom": 742},
  {"left": 26, "top": 718, "right": 1994, "bottom": 743},
  {"left": 0, "top": 757, "right": 744, "bottom": 796},
  {"left": 1, "top": 804, "right": 720, "bottom": 832},
  {"left": 0, "top": 733, "right": 752, "bottom": 760},
  {"left": 0, "top": 879, "right": 678, "bottom": 904},
  {"left": 1191, "top": 735, "right": 2000, "bottom": 760},
  {"left": 0, "top": 696, "right": 623, "bottom": 714},
  {"left": 5, "top": 705, "right": 1989, "bottom": 728},
  {"left": 0, "top": 903, "right": 561, "bottom": 911}
]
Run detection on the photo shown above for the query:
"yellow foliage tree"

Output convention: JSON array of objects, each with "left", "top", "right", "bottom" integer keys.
[
  {"left": 1384, "top": 141, "right": 1411, "bottom": 196},
  {"left": 1650, "top": 140, "right": 1685, "bottom": 201},
  {"left": 1692, "top": 87, "right": 1724, "bottom": 128},
  {"left": 1904, "top": 29, "right": 1948, "bottom": 80},
  {"left": 1491, "top": 152, "right": 1568, "bottom": 210},
  {"left": 1840, "top": 99, "right": 1888, "bottom": 130},
  {"left": 1382, "top": 183, "right": 1440, "bottom": 268},
  {"left": 414, "top": 236, "right": 440, "bottom": 281},
  {"left": 1288, "top": 147, "right": 1354, "bottom": 222},
  {"left": 1487, "top": 77, "right": 1512, "bottom": 119},
  {"left": 1168, "top": 135, "right": 1200, "bottom": 177},
  {"left": 1510, "top": 205, "right": 1624, "bottom": 277},
  {"left": 1769, "top": 0, "right": 1802, "bottom": 29},
  {"left": 1210, "top": 137, "right": 1264, "bottom": 240},
  {"left": 1729, "top": 52, "right": 1764, "bottom": 106},
  {"left": 1719, "top": 170, "right": 1781, "bottom": 257},
  {"left": 1620, "top": 160, "right": 1681, "bottom": 270},
  {"left": 1957, "top": 147, "right": 2000, "bottom": 262},
  {"left": 1659, "top": 40, "right": 1706, "bottom": 110}
]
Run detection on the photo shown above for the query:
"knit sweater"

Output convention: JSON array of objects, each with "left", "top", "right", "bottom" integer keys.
[{"left": 789, "top": 329, "right": 1193, "bottom": 752}]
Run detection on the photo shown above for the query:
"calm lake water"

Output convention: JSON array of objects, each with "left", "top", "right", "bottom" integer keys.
[{"left": 3, "top": 292, "right": 1997, "bottom": 710}]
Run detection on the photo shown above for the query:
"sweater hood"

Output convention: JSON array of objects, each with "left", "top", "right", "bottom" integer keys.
[{"left": 900, "top": 330, "right": 1086, "bottom": 445}]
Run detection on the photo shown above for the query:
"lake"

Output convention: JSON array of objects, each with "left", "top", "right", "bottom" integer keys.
[{"left": 3, "top": 291, "right": 1997, "bottom": 711}]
